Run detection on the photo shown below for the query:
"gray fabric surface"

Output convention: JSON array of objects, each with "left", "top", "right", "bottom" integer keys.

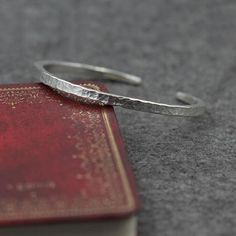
[{"left": 0, "top": 1, "right": 236, "bottom": 235}]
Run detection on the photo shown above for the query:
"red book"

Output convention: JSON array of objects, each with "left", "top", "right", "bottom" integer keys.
[{"left": 0, "top": 82, "right": 139, "bottom": 236}]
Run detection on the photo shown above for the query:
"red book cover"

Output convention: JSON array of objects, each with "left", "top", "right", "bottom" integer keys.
[{"left": 0, "top": 82, "right": 139, "bottom": 225}]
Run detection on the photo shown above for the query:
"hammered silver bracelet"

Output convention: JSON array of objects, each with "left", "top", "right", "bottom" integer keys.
[{"left": 34, "top": 60, "right": 206, "bottom": 117}]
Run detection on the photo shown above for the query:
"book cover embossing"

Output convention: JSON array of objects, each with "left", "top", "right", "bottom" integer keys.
[{"left": 0, "top": 83, "right": 138, "bottom": 224}]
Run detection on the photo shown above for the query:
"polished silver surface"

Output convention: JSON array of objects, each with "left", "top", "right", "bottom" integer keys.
[{"left": 34, "top": 60, "right": 206, "bottom": 116}]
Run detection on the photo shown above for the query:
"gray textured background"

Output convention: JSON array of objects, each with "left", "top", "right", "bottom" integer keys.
[{"left": 0, "top": 0, "right": 236, "bottom": 235}]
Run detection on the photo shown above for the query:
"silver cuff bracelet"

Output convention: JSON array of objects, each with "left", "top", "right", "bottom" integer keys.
[{"left": 34, "top": 60, "right": 206, "bottom": 117}]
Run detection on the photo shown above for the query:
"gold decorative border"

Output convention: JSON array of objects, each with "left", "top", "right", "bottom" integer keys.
[
  {"left": 0, "top": 84, "right": 135, "bottom": 220},
  {"left": 0, "top": 87, "right": 40, "bottom": 91},
  {"left": 88, "top": 84, "right": 134, "bottom": 210}
]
